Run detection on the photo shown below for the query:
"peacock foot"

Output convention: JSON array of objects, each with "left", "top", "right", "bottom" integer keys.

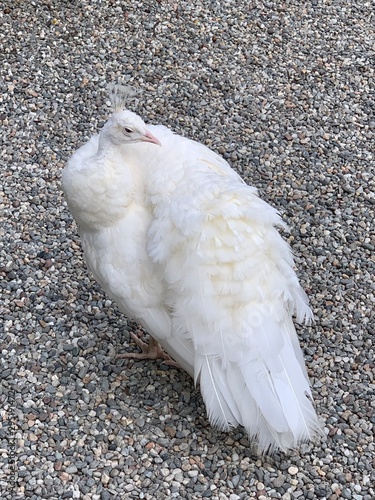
[{"left": 117, "top": 332, "right": 179, "bottom": 368}]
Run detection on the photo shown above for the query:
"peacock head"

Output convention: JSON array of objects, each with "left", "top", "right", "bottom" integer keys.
[{"left": 100, "top": 110, "right": 161, "bottom": 148}]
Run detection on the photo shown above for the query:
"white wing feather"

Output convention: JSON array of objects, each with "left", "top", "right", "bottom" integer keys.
[{"left": 145, "top": 125, "right": 322, "bottom": 452}]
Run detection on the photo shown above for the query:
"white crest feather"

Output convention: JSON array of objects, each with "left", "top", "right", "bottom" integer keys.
[{"left": 107, "top": 83, "right": 137, "bottom": 112}]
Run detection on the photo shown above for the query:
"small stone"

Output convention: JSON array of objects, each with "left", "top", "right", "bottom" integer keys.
[
  {"left": 273, "top": 474, "right": 286, "bottom": 487},
  {"left": 165, "top": 426, "right": 176, "bottom": 438},
  {"left": 59, "top": 472, "right": 71, "bottom": 482},
  {"left": 65, "top": 465, "right": 78, "bottom": 474},
  {"left": 101, "top": 472, "right": 110, "bottom": 484},
  {"left": 288, "top": 466, "right": 299, "bottom": 475},
  {"left": 188, "top": 470, "right": 199, "bottom": 477}
]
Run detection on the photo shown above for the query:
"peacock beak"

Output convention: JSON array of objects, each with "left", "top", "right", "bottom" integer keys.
[{"left": 142, "top": 130, "right": 161, "bottom": 146}]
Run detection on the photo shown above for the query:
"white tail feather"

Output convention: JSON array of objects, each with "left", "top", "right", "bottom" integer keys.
[
  {"left": 196, "top": 355, "right": 240, "bottom": 430},
  {"left": 195, "top": 314, "right": 322, "bottom": 453}
]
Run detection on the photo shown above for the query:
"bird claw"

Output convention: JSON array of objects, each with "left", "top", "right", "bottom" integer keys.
[{"left": 117, "top": 332, "right": 179, "bottom": 368}]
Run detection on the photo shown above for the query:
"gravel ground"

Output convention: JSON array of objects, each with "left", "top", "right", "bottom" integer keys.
[{"left": 1, "top": 0, "right": 374, "bottom": 499}]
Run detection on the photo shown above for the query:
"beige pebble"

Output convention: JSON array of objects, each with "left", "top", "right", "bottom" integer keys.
[{"left": 288, "top": 465, "right": 299, "bottom": 475}]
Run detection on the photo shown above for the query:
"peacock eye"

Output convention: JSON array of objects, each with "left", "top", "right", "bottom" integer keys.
[{"left": 123, "top": 127, "right": 133, "bottom": 134}]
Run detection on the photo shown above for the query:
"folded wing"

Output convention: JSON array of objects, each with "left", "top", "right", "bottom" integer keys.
[{"left": 146, "top": 129, "right": 321, "bottom": 452}]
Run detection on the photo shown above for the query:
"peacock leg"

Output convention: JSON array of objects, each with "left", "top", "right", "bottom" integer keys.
[{"left": 117, "top": 332, "right": 179, "bottom": 368}]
